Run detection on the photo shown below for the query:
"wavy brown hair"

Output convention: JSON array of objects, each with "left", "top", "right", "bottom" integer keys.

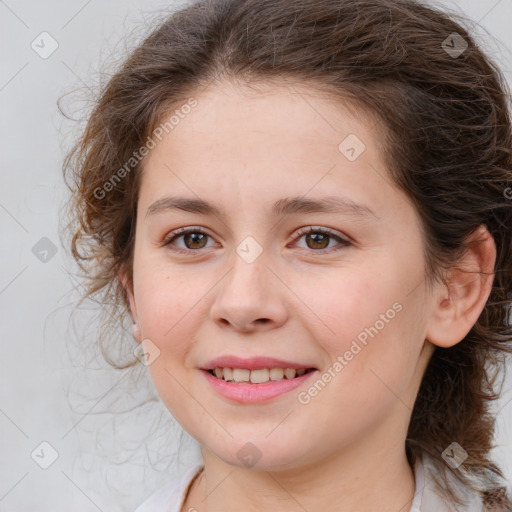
[{"left": 60, "top": 0, "right": 512, "bottom": 508}]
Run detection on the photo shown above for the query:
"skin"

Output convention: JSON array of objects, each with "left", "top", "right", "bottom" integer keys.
[{"left": 119, "top": 79, "right": 496, "bottom": 512}]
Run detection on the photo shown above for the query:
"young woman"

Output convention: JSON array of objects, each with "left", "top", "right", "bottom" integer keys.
[{"left": 62, "top": 0, "right": 512, "bottom": 510}]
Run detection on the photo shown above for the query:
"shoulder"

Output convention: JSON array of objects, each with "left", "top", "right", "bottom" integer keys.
[
  {"left": 134, "top": 463, "right": 204, "bottom": 512},
  {"left": 418, "top": 453, "right": 511, "bottom": 512}
]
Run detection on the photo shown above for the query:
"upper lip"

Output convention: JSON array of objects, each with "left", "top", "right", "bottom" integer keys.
[{"left": 200, "top": 356, "right": 317, "bottom": 371}]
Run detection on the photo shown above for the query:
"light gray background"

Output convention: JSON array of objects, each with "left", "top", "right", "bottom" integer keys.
[{"left": 1, "top": 0, "right": 511, "bottom": 510}]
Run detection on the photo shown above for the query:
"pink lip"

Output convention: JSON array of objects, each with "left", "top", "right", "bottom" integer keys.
[
  {"left": 200, "top": 355, "right": 316, "bottom": 371},
  {"left": 201, "top": 368, "right": 318, "bottom": 403}
]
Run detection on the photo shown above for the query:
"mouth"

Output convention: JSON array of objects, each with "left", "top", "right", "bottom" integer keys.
[
  {"left": 201, "top": 365, "right": 319, "bottom": 403},
  {"left": 199, "top": 356, "right": 319, "bottom": 402},
  {"left": 205, "top": 367, "right": 317, "bottom": 384}
]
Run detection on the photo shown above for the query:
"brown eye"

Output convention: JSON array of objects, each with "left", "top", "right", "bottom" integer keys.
[
  {"left": 182, "top": 232, "right": 208, "bottom": 249},
  {"left": 163, "top": 226, "right": 351, "bottom": 255},
  {"left": 163, "top": 227, "right": 214, "bottom": 252},
  {"left": 304, "top": 232, "right": 331, "bottom": 250},
  {"left": 292, "top": 226, "right": 351, "bottom": 253}
]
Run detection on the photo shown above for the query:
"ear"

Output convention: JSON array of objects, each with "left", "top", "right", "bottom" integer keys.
[
  {"left": 425, "top": 225, "right": 496, "bottom": 348},
  {"left": 117, "top": 268, "right": 138, "bottom": 325}
]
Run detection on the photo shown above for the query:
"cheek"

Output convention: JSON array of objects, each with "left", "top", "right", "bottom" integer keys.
[
  {"left": 329, "top": 307, "right": 423, "bottom": 421},
  {"left": 296, "top": 266, "right": 400, "bottom": 346},
  {"left": 300, "top": 265, "right": 421, "bottom": 385},
  {"left": 134, "top": 275, "right": 201, "bottom": 413},
  {"left": 138, "top": 274, "right": 200, "bottom": 422},
  {"left": 136, "top": 266, "right": 197, "bottom": 335}
]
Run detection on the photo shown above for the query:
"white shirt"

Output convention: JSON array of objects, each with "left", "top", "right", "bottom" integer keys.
[{"left": 134, "top": 453, "right": 486, "bottom": 512}]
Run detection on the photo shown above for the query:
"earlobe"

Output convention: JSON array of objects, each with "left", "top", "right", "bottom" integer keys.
[
  {"left": 131, "top": 323, "right": 142, "bottom": 343},
  {"left": 117, "top": 268, "right": 139, "bottom": 328},
  {"left": 425, "top": 226, "right": 496, "bottom": 349}
]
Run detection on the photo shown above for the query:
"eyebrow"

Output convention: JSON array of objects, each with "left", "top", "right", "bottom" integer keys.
[{"left": 145, "top": 195, "right": 379, "bottom": 221}]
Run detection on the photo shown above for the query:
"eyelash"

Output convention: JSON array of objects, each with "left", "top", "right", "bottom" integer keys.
[{"left": 162, "top": 226, "right": 352, "bottom": 255}]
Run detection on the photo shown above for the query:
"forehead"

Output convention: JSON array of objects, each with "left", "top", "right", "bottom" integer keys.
[
  {"left": 137, "top": 79, "right": 400, "bottom": 221},
  {"left": 143, "top": 79, "right": 377, "bottom": 161},
  {"left": 165, "top": 78, "right": 375, "bottom": 146}
]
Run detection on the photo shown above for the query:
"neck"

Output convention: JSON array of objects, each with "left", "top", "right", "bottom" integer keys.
[{"left": 184, "top": 441, "right": 416, "bottom": 512}]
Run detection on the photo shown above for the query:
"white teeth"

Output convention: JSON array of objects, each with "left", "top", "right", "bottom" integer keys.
[
  {"left": 250, "top": 368, "right": 269, "bottom": 384},
  {"left": 232, "top": 368, "right": 250, "bottom": 382},
  {"left": 284, "top": 368, "right": 296, "bottom": 379},
  {"left": 210, "top": 367, "right": 310, "bottom": 383},
  {"left": 269, "top": 368, "right": 284, "bottom": 381}
]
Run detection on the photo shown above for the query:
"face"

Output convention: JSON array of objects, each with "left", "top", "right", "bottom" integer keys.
[{"left": 123, "top": 80, "right": 436, "bottom": 471}]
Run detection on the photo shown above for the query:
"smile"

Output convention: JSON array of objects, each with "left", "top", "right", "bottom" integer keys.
[
  {"left": 207, "top": 367, "right": 316, "bottom": 384},
  {"left": 201, "top": 367, "right": 318, "bottom": 403}
]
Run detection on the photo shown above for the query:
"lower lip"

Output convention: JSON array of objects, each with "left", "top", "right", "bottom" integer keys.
[{"left": 201, "top": 369, "right": 318, "bottom": 403}]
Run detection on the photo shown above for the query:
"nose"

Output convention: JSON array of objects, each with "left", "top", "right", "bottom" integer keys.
[{"left": 209, "top": 251, "right": 288, "bottom": 333}]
